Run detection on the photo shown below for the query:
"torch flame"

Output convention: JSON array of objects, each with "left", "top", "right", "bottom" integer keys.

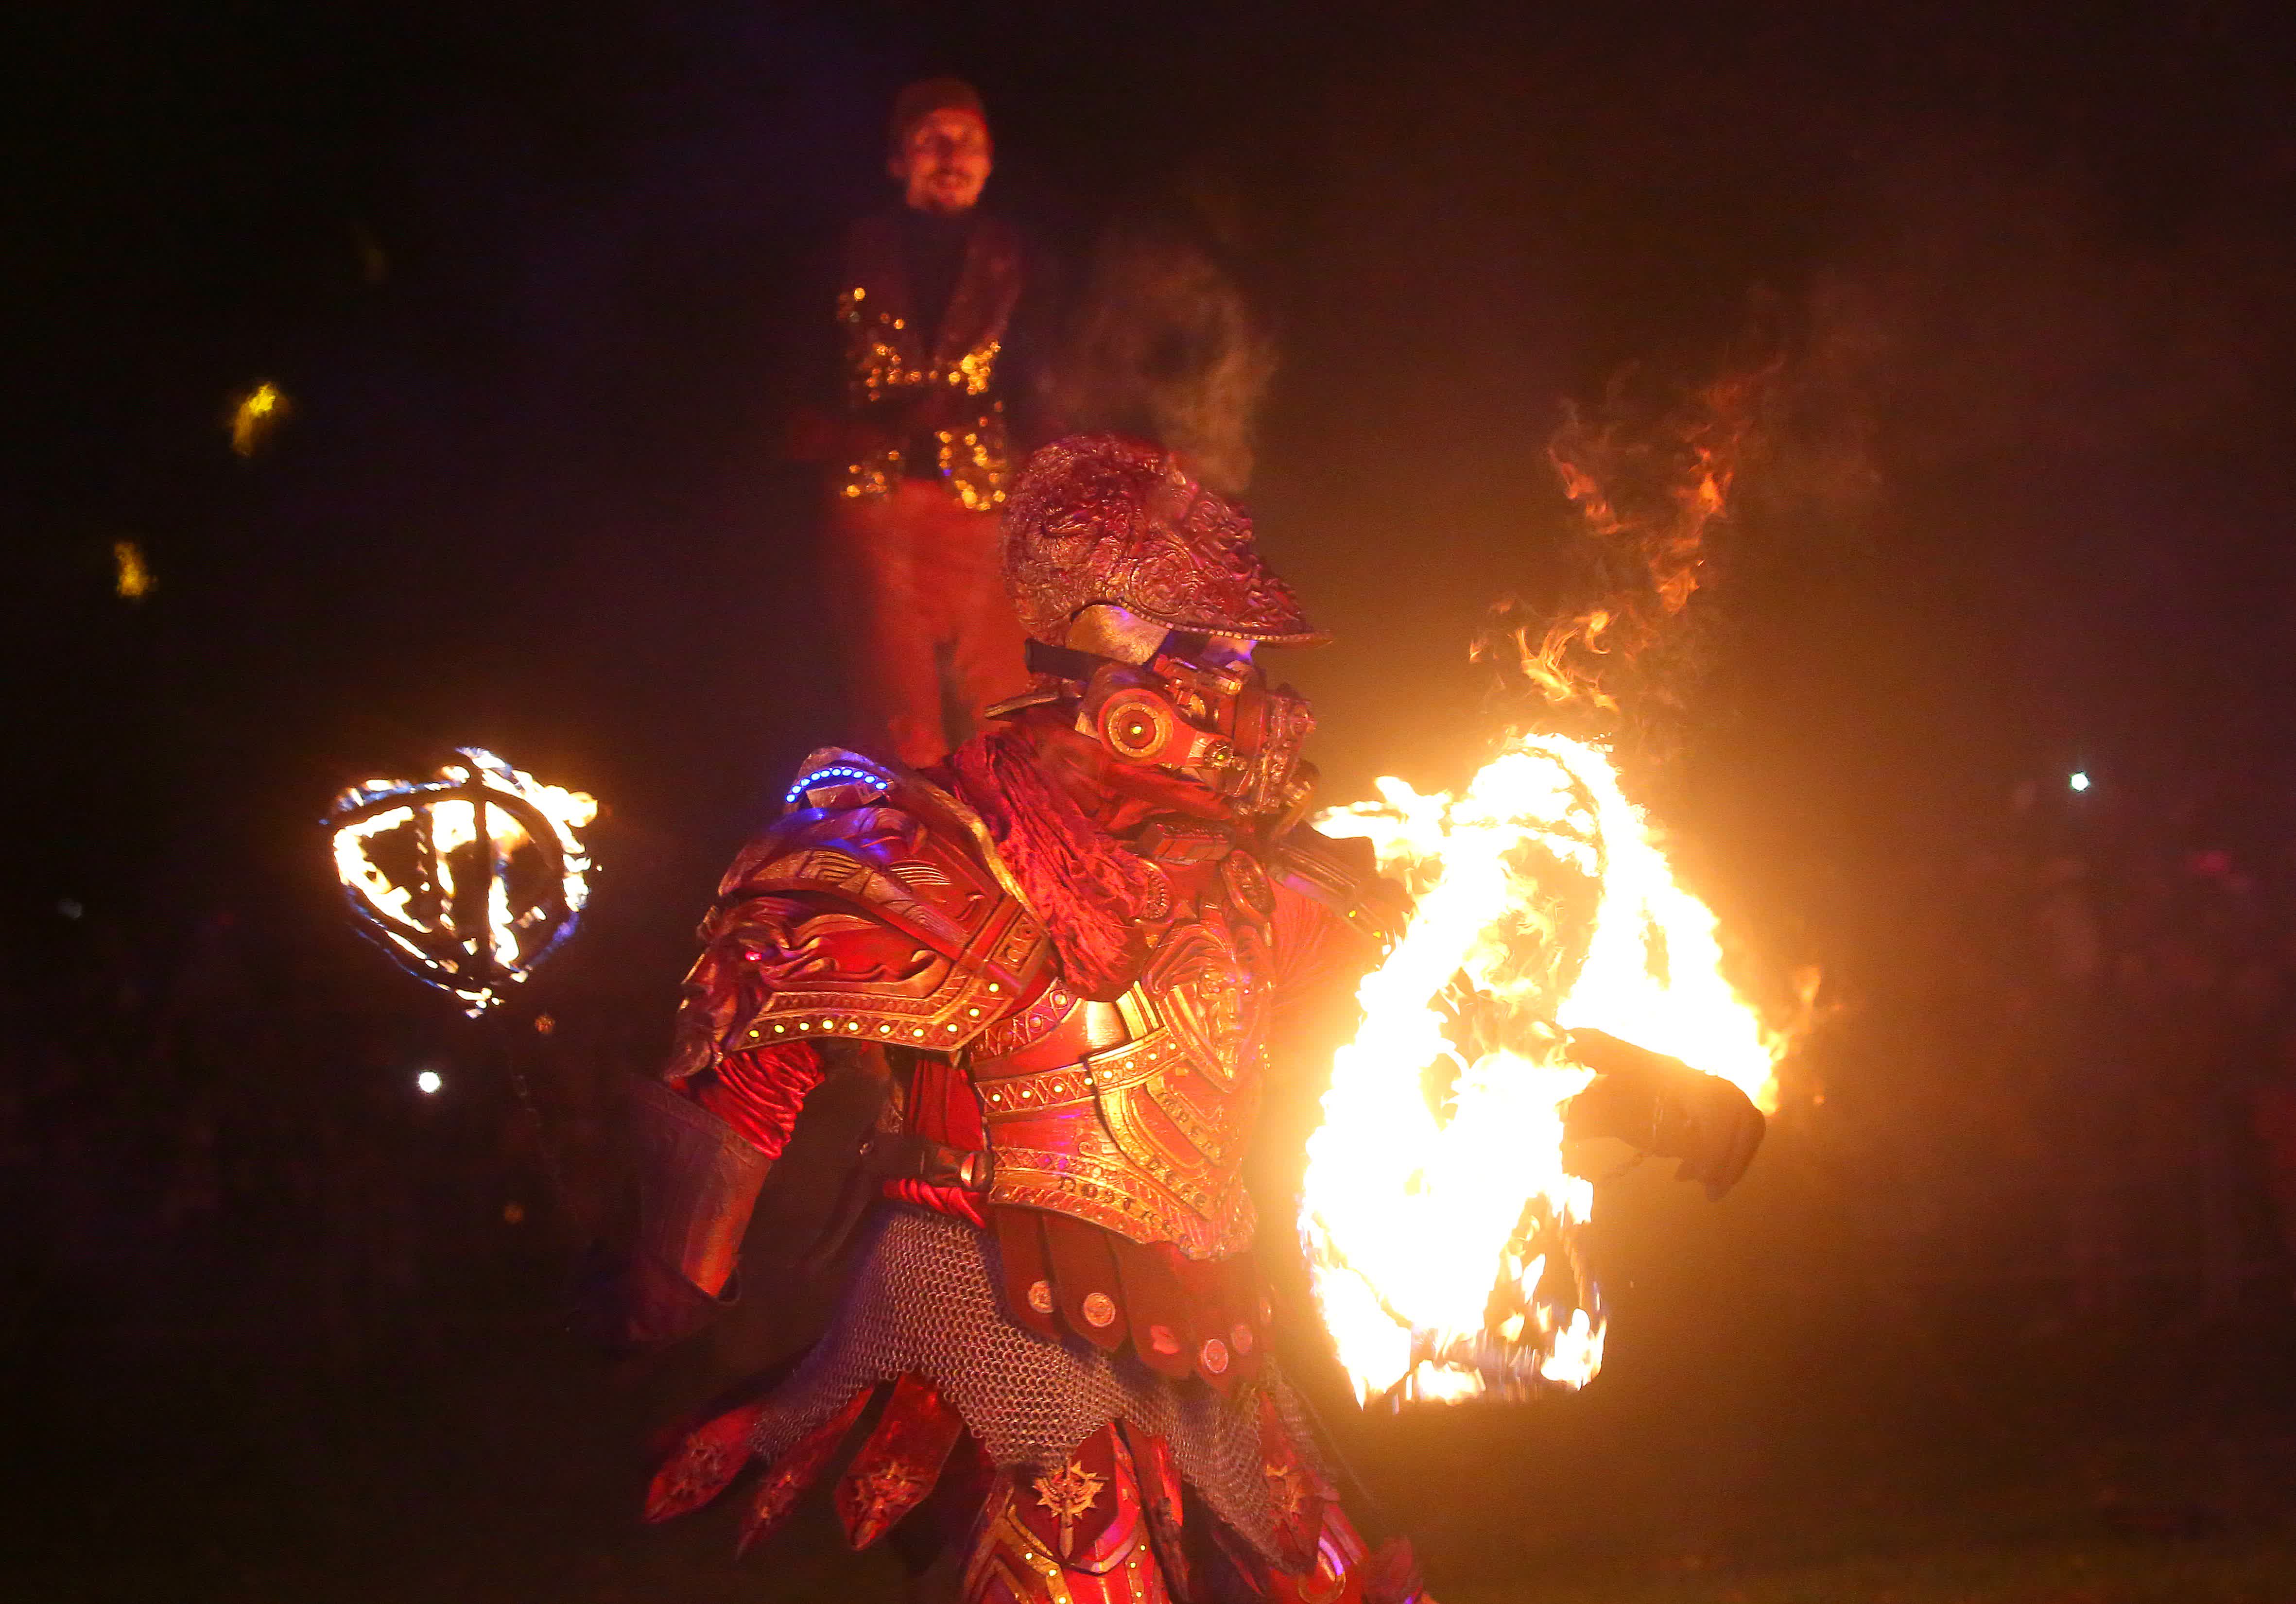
[
  {"left": 1301, "top": 732, "right": 1778, "bottom": 1407},
  {"left": 328, "top": 749, "right": 596, "bottom": 1015}
]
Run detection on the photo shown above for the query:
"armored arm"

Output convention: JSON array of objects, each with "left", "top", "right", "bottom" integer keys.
[
  {"left": 579, "top": 1065, "right": 793, "bottom": 1351},
  {"left": 1562, "top": 1028, "right": 1766, "bottom": 1200},
  {"left": 573, "top": 887, "right": 833, "bottom": 1352},
  {"left": 579, "top": 754, "right": 1053, "bottom": 1352},
  {"left": 1267, "top": 825, "right": 1412, "bottom": 1015}
]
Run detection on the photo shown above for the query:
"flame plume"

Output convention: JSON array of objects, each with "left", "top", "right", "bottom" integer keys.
[
  {"left": 1302, "top": 362, "right": 1783, "bottom": 1407},
  {"left": 1303, "top": 735, "right": 1777, "bottom": 1405},
  {"left": 1477, "top": 363, "right": 1775, "bottom": 724}
]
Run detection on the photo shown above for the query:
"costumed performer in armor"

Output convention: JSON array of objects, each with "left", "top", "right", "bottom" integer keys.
[{"left": 585, "top": 434, "right": 1765, "bottom": 1602}]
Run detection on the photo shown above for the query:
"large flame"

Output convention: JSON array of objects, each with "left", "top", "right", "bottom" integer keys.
[
  {"left": 1300, "top": 732, "right": 1777, "bottom": 1407},
  {"left": 328, "top": 748, "right": 597, "bottom": 1015}
]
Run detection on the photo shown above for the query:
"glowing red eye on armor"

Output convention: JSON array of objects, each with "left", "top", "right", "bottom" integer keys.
[{"left": 1098, "top": 689, "right": 1178, "bottom": 763}]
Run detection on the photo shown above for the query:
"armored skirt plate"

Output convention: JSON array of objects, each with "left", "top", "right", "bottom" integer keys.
[{"left": 976, "top": 1021, "right": 1258, "bottom": 1261}]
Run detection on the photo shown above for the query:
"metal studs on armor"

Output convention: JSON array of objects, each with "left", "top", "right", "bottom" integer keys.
[
  {"left": 1081, "top": 1292, "right": 1118, "bottom": 1328},
  {"left": 1027, "top": 1279, "right": 1055, "bottom": 1314},
  {"left": 1136, "top": 864, "right": 1174, "bottom": 921},
  {"left": 1199, "top": 1337, "right": 1229, "bottom": 1374},
  {"left": 1231, "top": 1322, "right": 1254, "bottom": 1355}
]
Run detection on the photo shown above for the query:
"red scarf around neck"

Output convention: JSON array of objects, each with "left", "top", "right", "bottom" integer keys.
[{"left": 937, "top": 718, "right": 1181, "bottom": 999}]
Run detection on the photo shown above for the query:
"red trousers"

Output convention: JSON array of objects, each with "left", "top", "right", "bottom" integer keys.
[{"left": 823, "top": 480, "right": 1032, "bottom": 767}]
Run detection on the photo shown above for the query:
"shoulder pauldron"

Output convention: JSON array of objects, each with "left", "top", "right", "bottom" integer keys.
[{"left": 674, "top": 751, "right": 1053, "bottom": 1073}]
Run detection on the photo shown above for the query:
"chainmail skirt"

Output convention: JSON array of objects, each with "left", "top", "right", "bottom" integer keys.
[{"left": 744, "top": 1204, "right": 1312, "bottom": 1561}]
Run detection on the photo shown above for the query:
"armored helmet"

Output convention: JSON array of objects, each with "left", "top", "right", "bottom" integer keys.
[
  {"left": 1002, "top": 435, "right": 1327, "bottom": 652},
  {"left": 1001, "top": 435, "right": 1322, "bottom": 823}
]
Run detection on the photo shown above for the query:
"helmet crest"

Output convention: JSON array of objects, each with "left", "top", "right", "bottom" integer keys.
[{"left": 1002, "top": 435, "right": 1328, "bottom": 649}]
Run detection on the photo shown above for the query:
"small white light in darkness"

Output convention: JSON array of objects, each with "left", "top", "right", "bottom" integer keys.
[
  {"left": 2069, "top": 771, "right": 2091, "bottom": 793},
  {"left": 416, "top": 1069, "right": 443, "bottom": 1095}
]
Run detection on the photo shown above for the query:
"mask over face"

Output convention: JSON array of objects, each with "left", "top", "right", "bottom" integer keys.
[{"left": 1025, "top": 612, "right": 1319, "bottom": 829}]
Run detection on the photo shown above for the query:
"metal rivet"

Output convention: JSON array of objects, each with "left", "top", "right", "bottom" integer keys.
[
  {"left": 1081, "top": 1292, "right": 1118, "bottom": 1328},
  {"left": 878, "top": 1024, "right": 892, "bottom": 1035},
  {"left": 1199, "top": 1338, "right": 1229, "bottom": 1374}
]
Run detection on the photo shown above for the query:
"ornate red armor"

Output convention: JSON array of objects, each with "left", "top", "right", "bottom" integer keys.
[
  {"left": 623, "top": 436, "right": 1430, "bottom": 1604},
  {"left": 664, "top": 737, "right": 1399, "bottom": 1380}
]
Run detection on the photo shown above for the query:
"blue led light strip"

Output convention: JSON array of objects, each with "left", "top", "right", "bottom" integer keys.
[{"left": 784, "top": 765, "right": 885, "bottom": 807}]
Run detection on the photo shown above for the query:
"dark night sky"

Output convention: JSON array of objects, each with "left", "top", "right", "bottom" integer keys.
[{"left": 9, "top": 0, "right": 2296, "bottom": 1000}]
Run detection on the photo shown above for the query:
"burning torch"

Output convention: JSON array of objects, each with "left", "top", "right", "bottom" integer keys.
[
  {"left": 1301, "top": 732, "right": 1770, "bottom": 1409},
  {"left": 327, "top": 747, "right": 597, "bottom": 1218}
]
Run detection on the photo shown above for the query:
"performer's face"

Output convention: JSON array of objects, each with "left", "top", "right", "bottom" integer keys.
[{"left": 893, "top": 110, "right": 992, "bottom": 215}]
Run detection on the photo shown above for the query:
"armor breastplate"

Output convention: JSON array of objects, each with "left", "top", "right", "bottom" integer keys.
[{"left": 965, "top": 854, "right": 1276, "bottom": 1261}]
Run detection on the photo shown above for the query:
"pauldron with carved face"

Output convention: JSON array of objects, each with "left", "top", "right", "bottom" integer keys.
[{"left": 662, "top": 752, "right": 1054, "bottom": 1080}]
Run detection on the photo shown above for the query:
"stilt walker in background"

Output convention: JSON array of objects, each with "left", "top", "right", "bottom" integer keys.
[
  {"left": 814, "top": 78, "right": 1046, "bottom": 766},
  {"left": 582, "top": 435, "right": 1763, "bottom": 1601}
]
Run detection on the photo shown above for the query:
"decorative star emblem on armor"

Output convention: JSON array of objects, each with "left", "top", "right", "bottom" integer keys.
[
  {"left": 1263, "top": 1458, "right": 1310, "bottom": 1521},
  {"left": 660, "top": 1439, "right": 733, "bottom": 1507},
  {"left": 1033, "top": 1458, "right": 1106, "bottom": 1558},
  {"left": 849, "top": 1463, "right": 921, "bottom": 1535}
]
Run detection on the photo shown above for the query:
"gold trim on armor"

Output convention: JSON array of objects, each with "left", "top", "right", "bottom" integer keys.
[
  {"left": 987, "top": 1145, "right": 1255, "bottom": 1261},
  {"left": 730, "top": 891, "right": 1048, "bottom": 1052},
  {"left": 975, "top": 1026, "right": 1187, "bottom": 1113}
]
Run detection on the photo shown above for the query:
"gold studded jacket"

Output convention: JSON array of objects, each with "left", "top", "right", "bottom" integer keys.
[{"left": 834, "top": 208, "right": 1024, "bottom": 511}]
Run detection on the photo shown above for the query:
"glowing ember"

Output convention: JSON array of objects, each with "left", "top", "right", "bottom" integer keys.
[
  {"left": 112, "top": 539, "right": 154, "bottom": 600},
  {"left": 1301, "top": 731, "right": 1778, "bottom": 1407},
  {"left": 327, "top": 748, "right": 596, "bottom": 1016},
  {"left": 231, "top": 381, "right": 286, "bottom": 457}
]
